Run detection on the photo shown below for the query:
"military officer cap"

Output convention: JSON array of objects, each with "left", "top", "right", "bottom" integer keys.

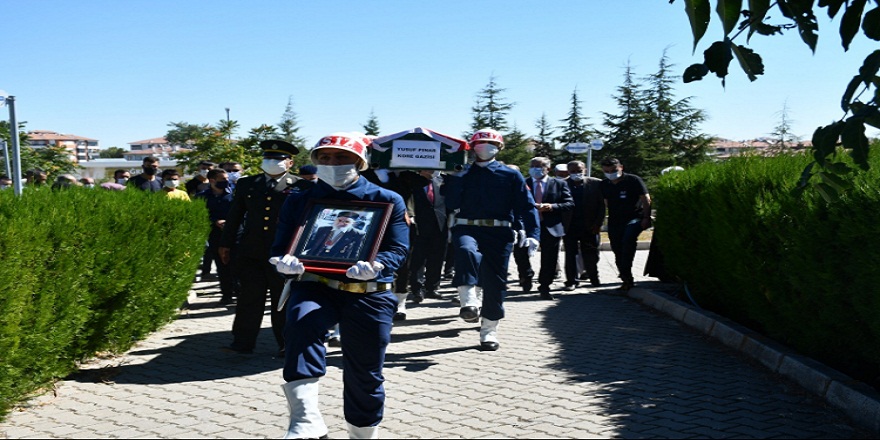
[
  {"left": 259, "top": 139, "right": 299, "bottom": 159},
  {"left": 336, "top": 211, "right": 361, "bottom": 220}
]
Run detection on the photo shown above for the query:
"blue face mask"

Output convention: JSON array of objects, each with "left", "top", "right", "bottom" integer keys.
[
  {"left": 529, "top": 167, "right": 546, "bottom": 179},
  {"left": 227, "top": 171, "right": 241, "bottom": 183}
]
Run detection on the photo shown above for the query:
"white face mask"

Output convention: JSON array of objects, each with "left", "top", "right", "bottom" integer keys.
[
  {"left": 226, "top": 171, "right": 241, "bottom": 183},
  {"left": 199, "top": 169, "right": 209, "bottom": 177},
  {"left": 604, "top": 171, "right": 621, "bottom": 180},
  {"left": 569, "top": 173, "right": 583, "bottom": 181},
  {"left": 261, "top": 159, "right": 289, "bottom": 176},
  {"left": 528, "top": 167, "right": 546, "bottom": 179},
  {"left": 473, "top": 143, "right": 499, "bottom": 161},
  {"left": 317, "top": 164, "right": 358, "bottom": 189},
  {"left": 164, "top": 179, "right": 180, "bottom": 189},
  {"left": 116, "top": 178, "right": 129, "bottom": 185}
]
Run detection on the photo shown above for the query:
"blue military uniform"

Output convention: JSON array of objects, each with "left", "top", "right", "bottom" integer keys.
[
  {"left": 271, "top": 176, "right": 408, "bottom": 428},
  {"left": 443, "top": 161, "right": 540, "bottom": 321}
]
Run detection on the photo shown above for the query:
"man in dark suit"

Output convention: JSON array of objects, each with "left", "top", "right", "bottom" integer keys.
[
  {"left": 562, "top": 160, "right": 605, "bottom": 290},
  {"left": 218, "top": 139, "right": 313, "bottom": 356},
  {"left": 407, "top": 170, "right": 448, "bottom": 302},
  {"left": 302, "top": 211, "right": 367, "bottom": 260},
  {"left": 525, "top": 156, "right": 574, "bottom": 300}
]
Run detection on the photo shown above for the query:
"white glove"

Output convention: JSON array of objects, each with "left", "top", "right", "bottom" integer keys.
[
  {"left": 515, "top": 230, "right": 527, "bottom": 247},
  {"left": 524, "top": 237, "right": 540, "bottom": 257},
  {"left": 269, "top": 254, "right": 304, "bottom": 276},
  {"left": 346, "top": 261, "right": 386, "bottom": 280}
]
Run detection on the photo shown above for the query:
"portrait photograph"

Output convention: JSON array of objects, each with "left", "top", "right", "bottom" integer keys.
[{"left": 287, "top": 199, "right": 393, "bottom": 274}]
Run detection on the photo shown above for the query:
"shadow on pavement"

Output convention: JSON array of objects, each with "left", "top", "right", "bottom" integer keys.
[
  {"left": 66, "top": 330, "right": 283, "bottom": 385},
  {"left": 539, "top": 291, "right": 864, "bottom": 438}
]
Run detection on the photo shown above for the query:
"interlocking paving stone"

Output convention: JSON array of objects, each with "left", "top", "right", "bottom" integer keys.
[{"left": 0, "top": 250, "right": 874, "bottom": 439}]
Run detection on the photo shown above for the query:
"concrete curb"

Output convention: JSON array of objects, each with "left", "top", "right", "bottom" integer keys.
[{"left": 627, "top": 287, "right": 880, "bottom": 435}]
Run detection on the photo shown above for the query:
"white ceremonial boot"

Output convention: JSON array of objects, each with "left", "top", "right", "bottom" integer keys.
[
  {"left": 479, "top": 317, "right": 500, "bottom": 351},
  {"left": 457, "top": 285, "right": 480, "bottom": 323},
  {"left": 393, "top": 292, "right": 408, "bottom": 321},
  {"left": 347, "top": 422, "right": 380, "bottom": 439},
  {"left": 281, "top": 378, "right": 328, "bottom": 439}
]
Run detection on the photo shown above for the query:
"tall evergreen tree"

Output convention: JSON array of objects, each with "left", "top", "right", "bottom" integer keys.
[
  {"left": 466, "top": 75, "right": 514, "bottom": 139},
  {"left": 601, "top": 62, "right": 647, "bottom": 175},
  {"left": 768, "top": 101, "right": 798, "bottom": 153},
  {"left": 278, "top": 96, "right": 307, "bottom": 150},
  {"left": 362, "top": 110, "right": 381, "bottom": 136},
  {"left": 555, "top": 88, "right": 595, "bottom": 164},
  {"left": 640, "top": 51, "right": 711, "bottom": 178},
  {"left": 534, "top": 113, "right": 555, "bottom": 158}
]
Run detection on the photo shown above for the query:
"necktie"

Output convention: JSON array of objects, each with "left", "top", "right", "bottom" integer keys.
[
  {"left": 535, "top": 179, "right": 543, "bottom": 204},
  {"left": 426, "top": 183, "right": 435, "bottom": 205},
  {"left": 325, "top": 231, "right": 340, "bottom": 247}
]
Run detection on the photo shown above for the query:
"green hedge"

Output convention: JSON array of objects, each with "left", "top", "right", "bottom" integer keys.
[
  {"left": 0, "top": 187, "right": 209, "bottom": 419},
  {"left": 654, "top": 150, "right": 880, "bottom": 388}
]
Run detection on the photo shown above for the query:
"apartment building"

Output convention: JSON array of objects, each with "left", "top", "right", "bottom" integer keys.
[{"left": 27, "top": 130, "right": 100, "bottom": 162}]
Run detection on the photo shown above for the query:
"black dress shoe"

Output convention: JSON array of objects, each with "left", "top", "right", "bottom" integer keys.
[
  {"left": 480, "top": 341, "right": 499, "bottom": 351},
  {"left": 424, "top": 290, "right": 443, "bottom": 299},
  {"left": 459, "top": 306, "right": 480, "bottom": 323},
  {"left": 520, "top": 278, "right": 532, "bottom": 293},
  {"left": 327, "top": 336, "right": 341, "bottom": 347},
  {"left": 393, "top": 312, "right": 407, "bottom": 321},
  {"left": 538, "top": 287, "right": 555, "bottom": 300},
  {"left": 563, "top": 282, "right": 578, "bottom": 291},
  {"left": 620, "top": 280, "right": 634, "bottom": 292},
  {"left": 590, "top": 278, "right": 601, "bottom": 287},
  {"left": 412, "top": 289, "right": 424, "bottom": 304}
]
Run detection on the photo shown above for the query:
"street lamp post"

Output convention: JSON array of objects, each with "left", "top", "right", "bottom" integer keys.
[{"left": 2, "top": 95, "right": 24, "bottom": 195}]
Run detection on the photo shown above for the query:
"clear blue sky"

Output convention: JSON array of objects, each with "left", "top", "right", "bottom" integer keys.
[{"left": 3, "top": 0, "right": 876, "bottom": 150}]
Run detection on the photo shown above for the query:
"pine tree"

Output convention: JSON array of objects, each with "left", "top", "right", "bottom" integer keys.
[
  {"left": 768, "top": 101, "right": 799, "bottom": 153},
  {"left": 362, "top": 110, "right": 381, "bottom": 136},
  {"left": 466, "top": 75, "right": 514, "bottom": 139},
  {"left": 601, "top": 62, "right": 647, "bottom": 175},
  {"left": 640, "top": 51, "right": 711, "bottom": 178},
  {"left": 278, "top": 96, "right": 307, "bottom": 151},
  {"left": 534, "top": 113, "right": 555, "bottom": 158},
  {"left": 555, "top": 88, "right": 595, "bottom": 164}
]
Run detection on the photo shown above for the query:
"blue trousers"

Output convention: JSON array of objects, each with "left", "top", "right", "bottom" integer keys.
[
  {"left": 283, "top": 282, "right": 396, "bottom": 428},
  {"left": 451, "top": 226, "right": 514, "bottom": 321},
  {"left": 606, "top": 221, "right": 643, "bottom": 283}
]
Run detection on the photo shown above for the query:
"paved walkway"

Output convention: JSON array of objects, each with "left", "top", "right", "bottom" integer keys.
[{"left": 0, "top": 250, "right": 872, "bottom": 438}]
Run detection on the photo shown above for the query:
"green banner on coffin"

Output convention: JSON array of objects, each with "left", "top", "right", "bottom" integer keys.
[{"left": 370, "top": 127, "right": 469, "bottom": 171}]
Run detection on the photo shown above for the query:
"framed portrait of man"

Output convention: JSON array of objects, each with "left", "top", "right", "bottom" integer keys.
[{"left": 286, "top": 199, "right": 394, "bottom": 274}]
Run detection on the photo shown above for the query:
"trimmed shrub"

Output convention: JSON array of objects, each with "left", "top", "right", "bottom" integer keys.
[
  {"left": 0, "top": 187, "right": 208, "bottom": 419},
  {"left": 654, "top": 150, "right": 880, "bottom": 389}
]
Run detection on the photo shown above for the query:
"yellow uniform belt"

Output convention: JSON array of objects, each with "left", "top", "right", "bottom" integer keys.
[{"left": 299, "top": 273, "right": 391, "bottom": 294}]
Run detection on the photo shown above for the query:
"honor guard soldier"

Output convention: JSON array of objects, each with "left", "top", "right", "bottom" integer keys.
[
  {"left": 218, "top": 139, "right": 312, "bottom": 356},
  {"left": 270, "top": 132, "right": 409, "bottom": 439},
  {"left": 443, "top": 128, "right": 540, "bottom": 351}
]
